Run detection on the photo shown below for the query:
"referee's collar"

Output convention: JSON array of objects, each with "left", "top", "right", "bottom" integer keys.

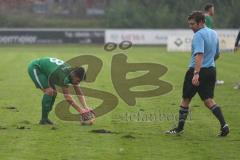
[{"left": 195, "top": 27, "right": 205, "bottom": 33}]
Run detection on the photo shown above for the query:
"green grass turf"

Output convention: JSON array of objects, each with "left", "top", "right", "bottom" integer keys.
[{"left": 0, "top": 44, "right": 240, "bottom": 160}]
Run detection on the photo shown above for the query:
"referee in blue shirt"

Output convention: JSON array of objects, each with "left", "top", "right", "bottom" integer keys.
[{"left": 166, "top": 11, "right": 229, "bottom": 136}]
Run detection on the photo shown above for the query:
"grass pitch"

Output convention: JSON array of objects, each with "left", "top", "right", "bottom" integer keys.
[{"left": 0, "top": 45, "right": 239, "bottom": 160}]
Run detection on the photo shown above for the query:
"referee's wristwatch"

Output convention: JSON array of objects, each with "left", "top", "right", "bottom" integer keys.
[{"left": 194, "top": 71, "right": 199, "bottom": 75}]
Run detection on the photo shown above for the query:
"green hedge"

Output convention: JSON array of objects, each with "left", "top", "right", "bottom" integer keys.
[{"left": 0, "top": 0, "right": 239, "bottom": 28}]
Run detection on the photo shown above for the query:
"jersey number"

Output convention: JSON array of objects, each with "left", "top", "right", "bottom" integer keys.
[{"left": 50, "top": 58, "right": 64, "bottom": 65}]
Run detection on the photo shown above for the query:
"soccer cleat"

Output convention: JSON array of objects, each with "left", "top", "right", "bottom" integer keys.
[
  {"left": 46, "top": 119, "right": 54, "bottom": 125},
  {"left": 218, "top": 124, "right": 229, "bottom": 137},
  {"left": 39, "top": 119, "right": 47, "bottom": 125},
  {"left": 39, "top": 119, "right": 54, "bottom": 125},
  {"left": 165, "top": 128, "right": 184, "bottom": 135}
]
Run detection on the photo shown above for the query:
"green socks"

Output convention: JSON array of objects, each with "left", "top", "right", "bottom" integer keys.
[{"left": 41, "top": 94, "right": 56, "bottom": 120}]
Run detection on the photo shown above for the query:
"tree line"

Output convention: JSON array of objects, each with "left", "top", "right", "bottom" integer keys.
[
  {"left": 0, "top": 0, "right": 239, "bottom": 28},
  {"left": 105, "top": 0, "right": 240, "bottom": 28}
]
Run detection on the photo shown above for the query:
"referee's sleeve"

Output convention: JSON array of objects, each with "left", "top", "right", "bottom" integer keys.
[{"left": 192, "top": 33, "right": 204, "bottom": 56}]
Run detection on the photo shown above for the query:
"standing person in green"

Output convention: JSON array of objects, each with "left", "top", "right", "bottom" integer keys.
[
  {"left": 204, "top": 3, "right": 224, "bottom": 85},
  {"left": 28, "top": 57, "right": 94, "bottom": 125},
  {"left": 204, "top": 3, "right": 214, "bottom": 29}
]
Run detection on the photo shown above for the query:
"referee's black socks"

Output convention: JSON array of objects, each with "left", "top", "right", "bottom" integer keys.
[
  {"left": 177, "top": 106, "right": 189, "bottom": 131},
  {"left": 210, "top": 105, "right": 226, "bottom": 128}
]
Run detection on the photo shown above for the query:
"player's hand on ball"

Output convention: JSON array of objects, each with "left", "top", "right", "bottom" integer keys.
[{"left": 80, "top": 109, "right": 95, "bottom": 125}]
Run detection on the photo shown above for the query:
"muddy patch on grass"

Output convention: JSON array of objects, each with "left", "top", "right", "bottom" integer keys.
[
  {"left": 90, "top": 129, "right": 119, "bottom": 134},
  {"left": 51, "top": 126, "right": 58, "bottom": 130},
  {"left": 192, "top": 104, "right": 200, "bottom": 108},
  {"left": 0, "top": 126, "right": 7, "bottom": 130},
  {"left": 19, "top": 120, "right": 31, "bottom": 124},
  {"left": 2, "top": 105, "right": 19, "bottom": 112},
  {"left": 16, "top": 126, "right": 31, "bottom": 130},
  {"left": 121, "top": 134, "right": 136, "bottom": 139}
]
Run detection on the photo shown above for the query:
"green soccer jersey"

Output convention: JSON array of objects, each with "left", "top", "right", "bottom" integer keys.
[
  {"left": 34, "top": 57, "right": 72, "bottom": 86},
  {"left": 205, "top": 15, "right": 213, "bottom": 29}
]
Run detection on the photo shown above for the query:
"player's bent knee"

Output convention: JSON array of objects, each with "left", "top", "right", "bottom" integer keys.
[{"left": 42, "top": 88, "right": 56, "bottom": 96}]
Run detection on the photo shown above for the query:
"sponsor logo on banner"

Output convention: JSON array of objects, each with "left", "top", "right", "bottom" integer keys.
[
  {"left": 167, "top": 29, "right": 238, "bottom": 52},
  {"left": 105, "top": 29, "right": 187, "bottom": 45},
  {"left": 0, "top": 36, "right": 37, "bottom": 44},
  {"left": 0, "top": 29, "right": 104, "bottom": 44},
  {"left": 167, "top": 36, "right": 192, "bottom": 52}
]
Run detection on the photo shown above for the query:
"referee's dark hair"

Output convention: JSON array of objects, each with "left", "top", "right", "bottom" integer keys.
[
  {"left": 204, "top": 3, "right": 214, "bottom": 12},
  {"left": 188, "top": 11, "right": 205, "bottom": 24}
]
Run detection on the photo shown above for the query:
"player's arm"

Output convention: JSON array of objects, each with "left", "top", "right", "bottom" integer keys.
[
  {"left": 192, "top": 33, "right": 204, "bottom": 86},
  {"left": 214, "top": 38, "right": 220, "bottom": 60},
  {"left": 192, "top": 53, "right": 203, "bottom": 86},
  {"left": 194, "top": 53, "right": 203, "bottom": 73},
  {"left": 234, "top": 31, "right": 240, "bottom": 52},
  {"left": 73, "top": 85, "right": 88, "bottom": 109},
  {"left": 62, "top": 86, "right": 84, "bottom": 113}
]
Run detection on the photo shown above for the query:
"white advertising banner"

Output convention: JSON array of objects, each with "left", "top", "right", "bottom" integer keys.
[
  {"left": 167, "top": 36, "right": 192, "bottom": 52},
  {"left": 105, "top": 29, "right": 238, "bottom": 52},
  {"left": 167, "top": 29, "right": 238, "bottom": 52},
  {"left": 105, "top": 29, "right": 192, "bottom": 45}
]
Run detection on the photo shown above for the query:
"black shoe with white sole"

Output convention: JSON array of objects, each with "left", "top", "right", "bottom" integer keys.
[
  {"left": 218, "top": 124, "right": 229, "bottom": 137},
  {"left": 165, "top": 128, "right": 184, "bottom": 135}
]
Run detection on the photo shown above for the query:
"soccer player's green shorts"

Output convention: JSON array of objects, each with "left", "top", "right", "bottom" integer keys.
[{"left": 28, "top": 61, "right": 49, "bottom": 89}]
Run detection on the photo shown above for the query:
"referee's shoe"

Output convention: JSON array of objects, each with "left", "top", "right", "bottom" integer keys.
[
  {"left": 165, "top": 128, "right": 184, "bottom": 135},
  {"left": 218, "top": 124, "right": 230, "bottom": 137}
]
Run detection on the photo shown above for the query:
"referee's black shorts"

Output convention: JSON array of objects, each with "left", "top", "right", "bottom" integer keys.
[{"left": 182, "top": 67, "right": 216, "bottom": 100}]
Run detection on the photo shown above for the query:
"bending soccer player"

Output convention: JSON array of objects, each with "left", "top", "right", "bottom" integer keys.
[{"left": 28, "top": 57, "right": 94, "bottom": 125}]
